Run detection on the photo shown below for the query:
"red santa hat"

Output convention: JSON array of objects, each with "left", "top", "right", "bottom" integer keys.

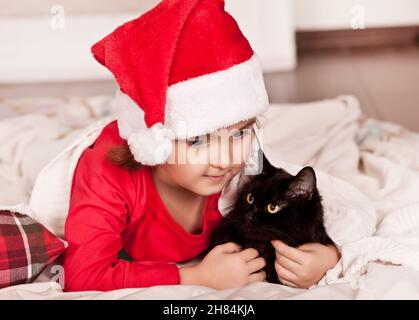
[{"left": 91, "top": 0, "right": 269, "bottom": 165}]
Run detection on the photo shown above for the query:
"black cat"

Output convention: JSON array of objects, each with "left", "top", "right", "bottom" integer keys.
[{"left": 206, "top": 154, "right": 333, "bottom": 284}]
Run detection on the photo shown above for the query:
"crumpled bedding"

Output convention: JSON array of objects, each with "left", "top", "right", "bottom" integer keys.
[
  {"left": 1, "top": 263, "right": 418, "bottom": 300},
  {"left": 257, "top": 97, "right": 419, "bottom": 287},
  {"left": 0, "top": 95, "right": 419, "bottom": 299},
  {"left": 0, "top": 96, "right": 117, "bottom": 206}
]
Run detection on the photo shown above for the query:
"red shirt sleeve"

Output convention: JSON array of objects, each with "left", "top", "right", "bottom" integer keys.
[{"left": 63, "top": 129, "right": 180, "bottom": 292}]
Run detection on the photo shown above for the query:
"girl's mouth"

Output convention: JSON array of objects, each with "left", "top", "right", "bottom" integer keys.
[{"left": 204, "top": 175, "right": 225, "bottom": 182}]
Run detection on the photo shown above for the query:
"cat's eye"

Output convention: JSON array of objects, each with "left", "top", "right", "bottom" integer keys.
[
  {"left": 246, "top": 193, "right": 254, "bottom": 204},
  {"left": 266, "top": 203, "right": 281, "bottom": 214}
]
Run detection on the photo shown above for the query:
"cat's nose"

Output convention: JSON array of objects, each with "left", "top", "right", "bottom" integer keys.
[{"left": 245, "top": 212, "right": 255, "bottom": 222}]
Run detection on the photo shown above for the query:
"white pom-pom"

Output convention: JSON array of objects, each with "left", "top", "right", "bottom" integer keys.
[{"left": 127, "top": 123, "right": 174, "bottom": 165}]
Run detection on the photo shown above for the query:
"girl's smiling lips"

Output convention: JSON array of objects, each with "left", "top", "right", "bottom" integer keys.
[{"left": 204, "top": 174, "right": 225, "bottom": 182}]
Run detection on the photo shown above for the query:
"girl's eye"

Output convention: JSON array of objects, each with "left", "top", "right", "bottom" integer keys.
[
  {"left": 246, "top": 193, "right": 254, "bottom": 204},
  {"left": 231, "top": 129, "right": 250, "bottom": 139},
  {"left": 266, "top": 203, "right": 281, "bottom": 214},
  {"left": 188, "top": 135, "right": 208, "bottom": 147}
]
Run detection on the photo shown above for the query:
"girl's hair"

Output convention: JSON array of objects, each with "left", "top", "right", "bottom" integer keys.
[
  {"left": 106, "top": 145, "right": 143, "bottom": 171},
  {"left": 106, "top": 117, "right": 262, "bottom": 171}
]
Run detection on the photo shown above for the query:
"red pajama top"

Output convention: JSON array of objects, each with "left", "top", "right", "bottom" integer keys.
[{"left": 63, "top": 120, "right": 222, "bottom": 292}]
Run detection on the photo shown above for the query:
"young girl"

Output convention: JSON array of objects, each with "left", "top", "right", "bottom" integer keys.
[{"left": 63, "top": 0, "right": 340, "bottom": 292}]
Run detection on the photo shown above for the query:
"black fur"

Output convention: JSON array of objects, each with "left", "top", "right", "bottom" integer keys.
[{"left": 206, "top": 154, "right": 333, "bottom": 284}]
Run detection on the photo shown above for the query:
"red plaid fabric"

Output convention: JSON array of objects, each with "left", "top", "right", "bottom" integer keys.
[{"left": 0, "top": 210, "right": 67, "bottom": 289}]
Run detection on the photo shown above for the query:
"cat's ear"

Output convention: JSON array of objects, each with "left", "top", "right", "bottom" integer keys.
[
  {"left": 261, "top": 153, "right": 277, "bottom": 176},
  {"left": 286, "top": 167, "right": 316, "bottom": 200}
]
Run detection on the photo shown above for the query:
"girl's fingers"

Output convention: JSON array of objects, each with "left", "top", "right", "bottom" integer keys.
[
  {"left": 247, "top": 257, "right": 266, "bottom": 274},
  {"left": 276, "top": 255, "right": 302, "bottom": 275},
  {"left": 238, "top": 247, "right": 259, "bottom": 262},
  {"left": 219, "top": 242, "right": 241, "bottom": 254},
  {"left": 279, "top": 278, "right": 298, "bottom": 288},
  {"left": 271, "top": 240, "right": 304, "bottom": 264},
  {"left": 275, "top": 260, "right": 300, "bottom": 284},
  {"left": 297, "top": 243, "right": 317, "bottom": 252},
  {"left": 248, "top": 271, "right": 266, "bottom": 283}
]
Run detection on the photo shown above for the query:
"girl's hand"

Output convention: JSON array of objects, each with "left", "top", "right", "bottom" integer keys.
[
  {"left": 271, "top": 240, "right": 340, "bottom": 289},
  {"left": 180, "top": 242, "right": 266, "bottom": 290}
]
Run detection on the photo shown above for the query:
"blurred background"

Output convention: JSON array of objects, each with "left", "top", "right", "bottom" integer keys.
[{"left": 0, "top": 0, "right": 418, "bottom": 130}]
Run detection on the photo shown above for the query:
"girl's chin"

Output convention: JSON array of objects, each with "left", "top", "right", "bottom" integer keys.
[{"left": 193, "top": 181, "right": 226, "bottom": 196}]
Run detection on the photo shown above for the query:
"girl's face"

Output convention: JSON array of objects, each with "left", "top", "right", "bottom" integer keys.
[{"left": 154, "top": 119, "right": 256, "bottom": 196}]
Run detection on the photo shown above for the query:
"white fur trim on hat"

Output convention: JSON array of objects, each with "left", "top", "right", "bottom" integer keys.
[
  {"left": 127, "top": 123, "right": 174, "bottom": 166},
  {"left": 165, "top": 54, "right": 269, "bottom": 138},
  {"left": 115, "top": 90, "right": 174, "bottom": 165},
  {"left": 116, "top": 53, "right": 269, "bottom": 165}
]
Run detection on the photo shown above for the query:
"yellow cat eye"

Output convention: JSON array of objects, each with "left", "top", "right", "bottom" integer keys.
[
  {"left": 266, "top": 203, "right": 281, "bottom": 214},
  {"left": 246, "top": 193, "right": 254, "bottom": 204}
]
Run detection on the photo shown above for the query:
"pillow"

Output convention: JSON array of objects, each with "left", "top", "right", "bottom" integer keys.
[{"left": 0, "top": 210, "right": 67, "bottom": 289}]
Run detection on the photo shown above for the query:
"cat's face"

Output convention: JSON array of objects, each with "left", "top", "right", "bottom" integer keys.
[{"left": 230, "top": 156, "right": 321, "bottom": 244}]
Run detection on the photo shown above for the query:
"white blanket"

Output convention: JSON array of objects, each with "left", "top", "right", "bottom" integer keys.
[{"left": 1, "top": 95, "right": 419, "bottom": 299}]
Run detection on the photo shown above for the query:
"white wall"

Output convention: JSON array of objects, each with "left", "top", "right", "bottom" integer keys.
[
  {"left": 0, "top": 0, "right": 296, "bottom": 83},
  {"left": 0, "top": 0, "right": 156, "bottom": 16},
  {"left": 0, "top": 14, "right": 135, "bottom": 83},
  {"left": 227, "top": 0, "right": 296, "bottom": 72},
  {"left": 295, "top": 0, "right": 419, "bottom": 31}
]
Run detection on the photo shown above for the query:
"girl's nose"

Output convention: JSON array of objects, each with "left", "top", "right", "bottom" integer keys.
[{"left": 211, "top": 158, "right": 230, "bottom": 170}]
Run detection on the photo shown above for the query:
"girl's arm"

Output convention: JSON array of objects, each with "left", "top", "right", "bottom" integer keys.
[{"left": 63, "top": 146, "right": 180, "bottom": 292}]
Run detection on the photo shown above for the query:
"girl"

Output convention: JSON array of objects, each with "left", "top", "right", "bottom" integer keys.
[{"left": 63, "top": 0, "right": 340, "bottom": 292}]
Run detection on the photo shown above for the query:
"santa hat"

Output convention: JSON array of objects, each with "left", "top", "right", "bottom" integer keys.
[{"left": 91, "top": 0, "right": 269, "bottom": 165}]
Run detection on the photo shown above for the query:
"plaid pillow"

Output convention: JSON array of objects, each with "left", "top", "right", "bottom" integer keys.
[{"left": 0, "top": 210, "right": 67, "bottom": 289}]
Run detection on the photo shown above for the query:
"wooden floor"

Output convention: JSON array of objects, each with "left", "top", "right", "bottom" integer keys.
[
  {"left": 1, "top": 44, "right": 418, "bottom": 131},
  {"left": 265, "top": 45, "right": 419, "bottom": 132}
]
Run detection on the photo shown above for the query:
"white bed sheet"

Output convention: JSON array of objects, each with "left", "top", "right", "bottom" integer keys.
[{"left": 1, "top": 263, "right": 418, "bottom": 300}]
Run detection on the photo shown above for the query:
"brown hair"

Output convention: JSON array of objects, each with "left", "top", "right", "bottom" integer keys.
[
  {"left": 106, "top": 145, "right": 143, "bottom": 171},
  {"left": 106, "top": 117, "right": 261, "bottom": 171}
]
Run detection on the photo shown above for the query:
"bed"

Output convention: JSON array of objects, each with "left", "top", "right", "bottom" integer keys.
[{"left": 0, "top": 94, "right": 419, "bottom": 299}]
